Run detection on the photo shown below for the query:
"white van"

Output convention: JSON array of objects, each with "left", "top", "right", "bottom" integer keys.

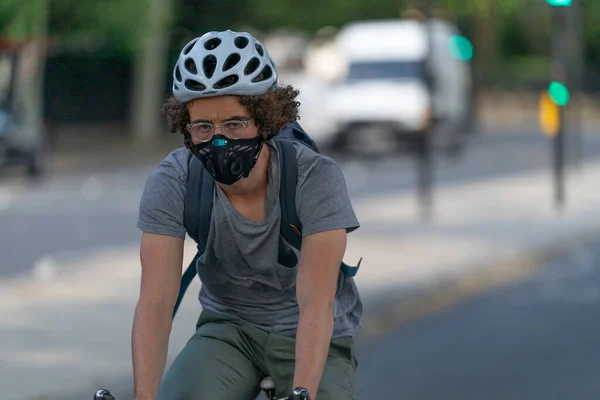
[{"left": 313, "top": 18, "right": 473, "bottom": 154}]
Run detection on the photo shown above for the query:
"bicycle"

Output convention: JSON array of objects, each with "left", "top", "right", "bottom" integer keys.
[{"left": 94, "top": 376, "right": 310, "bottom": 400}]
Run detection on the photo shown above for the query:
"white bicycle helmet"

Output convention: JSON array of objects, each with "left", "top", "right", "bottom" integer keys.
[{"left": 172, "top": 30, "right": 278, "bottom": 103}]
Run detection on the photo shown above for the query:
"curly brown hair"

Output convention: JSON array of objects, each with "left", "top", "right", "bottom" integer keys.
[{"left": 161, "top": 85, "right": 301, "bottom": 141}]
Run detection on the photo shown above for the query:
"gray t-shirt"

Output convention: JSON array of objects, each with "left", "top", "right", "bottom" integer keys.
[{"left": 137, "top": 140, "right": 362, "bottom": 338}]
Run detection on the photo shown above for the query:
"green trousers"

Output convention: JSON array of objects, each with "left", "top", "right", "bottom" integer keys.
[{"left": 157, "top": 310, "right": 357, "bottom": 400}]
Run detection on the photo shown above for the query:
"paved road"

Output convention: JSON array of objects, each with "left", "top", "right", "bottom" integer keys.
[
  {"left": 67, "top": 237, "right": 600, "bottom": 400},
  {"left": 1, "top": 129, "right": 599, "bottom": 279},
  {"left": 355, "top": 238, "right": 600, "bottom": 400}
]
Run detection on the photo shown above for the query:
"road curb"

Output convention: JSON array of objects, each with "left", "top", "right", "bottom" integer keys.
[{"left": 358, "top": 228, "right": 600, "bottom": 340}]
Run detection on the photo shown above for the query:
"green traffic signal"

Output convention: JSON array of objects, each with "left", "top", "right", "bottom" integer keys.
[
  {"left": 548, "top": 81, "right": 570, "bottom": 106},
  {"left": 545, "top": 0, "right": 572, "bottom": 6},
  {"left": 448, "top": 35, "right": 473, "bottom": 61}
]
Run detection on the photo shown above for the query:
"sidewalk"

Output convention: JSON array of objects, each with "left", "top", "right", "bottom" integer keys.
[
  {"left": 2, "top": 160, "right": 600, "bottom": 400},
  {"left": 35, "top": 98, "right": 600, "bottom": 179}
]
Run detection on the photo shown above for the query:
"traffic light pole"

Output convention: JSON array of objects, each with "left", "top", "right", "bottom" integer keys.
[
  {"left": 417, "top": 0, "right": 434, "bottom": 221},
  {"left": 550, "top": 5, "right": 567, "bottom": 210},
  {"left": 568, "top": 0, "right": 584, "bottom": 171}
]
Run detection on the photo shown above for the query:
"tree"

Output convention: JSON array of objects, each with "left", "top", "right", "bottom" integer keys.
[
  {"left": 0, "top": 0, "right": 50, "bottom": 135},
  {"left": 50, "top": 0, "right": 175, "bottom": 141},
  {"left": 2, "top": 0, "right": 176, "bottom": 142},
  {"left": 130, "top": 0, "right": 175, "bottom": 142}
]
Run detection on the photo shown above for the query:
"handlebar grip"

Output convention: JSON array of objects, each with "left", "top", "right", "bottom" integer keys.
[
  {"left": 94, "top": 389, "right": 116, "bottom": 400},
  {"left": 279, "top": 387, "right": 309, "bottom": 400},
  {"left": 292, "top": 387, "right": 310, "bottom": 400}
]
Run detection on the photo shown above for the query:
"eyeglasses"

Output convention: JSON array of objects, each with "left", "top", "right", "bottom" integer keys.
[{"left": 186, "top": 118, "right": 254, "bottom": 142}]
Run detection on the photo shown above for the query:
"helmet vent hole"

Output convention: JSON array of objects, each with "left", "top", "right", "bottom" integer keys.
[
  {"left": 185, "top": 80, "right": 206, "bottom": 91},
  {"left": 244, "top": 57, "right": 260, "bottom": 75},
  {"left": 183, "top": 39, "right": 198, "bottom": 55},
  {"left": 184, "top": 58, "right": 198, "bottom": 74},
  {"left": 175, "top": 66, "right": 182, "bottom": 82},
  {"left": 255, "top": 44, "right": 264, "bottom": 56},
  {"left": 174, "top": 84, "right": 179, "bottom": 91},
  {"left": 203, "top": 55, "right": 217, "bottom": 79},
  {"left": 234, "top": 36, "right": 249, "bottom": 49},
  {"left": 223, "top": 53, "right": 241, "bottom": 71},
  {"left": 214, "top": 74, "right": 240, "bottom": 89},
  {"left": 204, "top": 38, "right": 222, "bottom": 50},
  {"left": 251, "top": 65, "right": 273, "bottom": 83}
]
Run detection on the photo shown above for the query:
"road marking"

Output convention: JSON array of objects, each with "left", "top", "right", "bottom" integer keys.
[
  {"left": 31, "top": 255, "right": 58, "bottom": 281},
  {"left": 81, "top": 175, "right": 104, "bottom": 202},
  {"left": 342, "top": 161, "right": 370, "bottom": 190},
  {"left": 0, "top": 188, "right": 13, "bottom": 211}
]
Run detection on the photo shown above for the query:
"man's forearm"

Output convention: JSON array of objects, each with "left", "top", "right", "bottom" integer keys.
[
  {"left": 293, "top": 302, "right": 334, "bottom": 399},
  {"left": 132, "top": 298, "right": 173, "bottom": 400}
]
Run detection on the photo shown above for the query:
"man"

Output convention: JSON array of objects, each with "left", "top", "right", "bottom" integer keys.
[{"left": 133, "top": 29, "right": 363, "bottom": 400}]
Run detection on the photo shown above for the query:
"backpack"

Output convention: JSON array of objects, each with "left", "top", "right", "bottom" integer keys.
[{"left": 172, "top": 121, "right": 362, "bottom": 318}]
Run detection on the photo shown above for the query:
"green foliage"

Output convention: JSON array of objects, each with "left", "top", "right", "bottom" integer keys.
[
  {"left": 0, "top": 0, "right": 49, "bottom": 39},
  {"left": 436, "top": 0, "right": 519, "bottom": 19},
  {"left": 48, "top": 0, "right": 148, "bottom": 54},
  {"left": 499, "top": 12, "right": 531, "bottom": 57},
  {"left": 176, "top": 0, "right": 249, "bottom": 34},
  {"left": 1, "top": 0, "right": 598, "bottom": 66},
  {"left": 0, "top": 0, "right": 147, "bottom": 56},
  {"left": 583, "top": 0, "right": 600, "bottom": 65},
  {"left": 241, "top": 0, "right": 408, "bottom": 33}
]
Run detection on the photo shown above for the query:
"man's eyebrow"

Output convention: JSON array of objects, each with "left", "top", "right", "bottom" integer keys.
[{"left": 190, "top": 115, "right": 250, "bottom": 124}]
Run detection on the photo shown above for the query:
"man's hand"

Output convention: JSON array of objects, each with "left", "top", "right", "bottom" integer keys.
[{"left": 293, "top": 229, "right": 347, "bottom": 399}]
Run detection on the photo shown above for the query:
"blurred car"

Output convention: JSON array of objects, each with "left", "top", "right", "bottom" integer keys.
[
  {"left": 0, "top": 51, "right": 48, "bottom": 178},
  {"left": 313, "top": 18, "right": 473, "bottom": 155},
  {"left": 0, "top": 108, "right": 48, "bottom": 177}
]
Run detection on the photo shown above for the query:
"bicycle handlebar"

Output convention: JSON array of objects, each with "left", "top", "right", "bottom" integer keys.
[
  {"left": 94, "top": 389, "right": 116, "bottom": 400},
  {"left": 94, "top": 385, "right": 310, "bottom": 400}
]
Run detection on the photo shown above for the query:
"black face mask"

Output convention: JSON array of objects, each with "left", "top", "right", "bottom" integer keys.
[{"left": 184, "top": 134, "right": 264, "bottom": 185}]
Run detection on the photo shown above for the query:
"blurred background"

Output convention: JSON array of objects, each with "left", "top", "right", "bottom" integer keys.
[{"left": 1, "top": 0, "right": 600, "bottom": 399}]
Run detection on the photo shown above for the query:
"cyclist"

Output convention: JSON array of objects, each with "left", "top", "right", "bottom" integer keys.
[{"left": 134, "top": 29, "right": 362, "bottom": 400}]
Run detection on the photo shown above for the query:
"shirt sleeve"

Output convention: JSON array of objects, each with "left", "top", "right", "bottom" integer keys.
[
  {"left": 295, "top": 149, "right": 360, "bottom": 238},
  {"left": 137, "top": 151, "right": 189, "bottom": 239}
]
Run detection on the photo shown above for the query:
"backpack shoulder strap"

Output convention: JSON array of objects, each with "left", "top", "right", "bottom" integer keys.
[
  {"left": 274, "top": 138, "right": 303, "bottom": 250},
  {"left": 183, "top": 156, "right": 214, "bottom": 248},
  {"left": 175, "top": 156, "right": 214, "bottom": 318},
  {"left": 286, "top": 121, "right": 319, "bottom": 153},
  {"left": 273, "top": 138, "right": 363, "bottom": 278},
  {"left": 183, "top": 157, "right": 201, "bottom": 243}
]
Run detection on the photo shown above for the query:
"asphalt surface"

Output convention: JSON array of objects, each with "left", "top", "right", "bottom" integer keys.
[
  {"left": 1, "top": 128, "right": 599, "bottom": 279},
  {"left": 68, "top": 216, "right": 600, "bottom": 400},
  {"left": 355, "top": 238, "right": 600, "bottom": 400}
]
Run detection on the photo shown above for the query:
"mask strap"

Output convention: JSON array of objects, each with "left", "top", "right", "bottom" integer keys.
[
  {"left": 184, "top": 135, "right": 202, "bottom": 159},
  {"left": 244, "top": 137, "right": 265, "bottom": 178}
]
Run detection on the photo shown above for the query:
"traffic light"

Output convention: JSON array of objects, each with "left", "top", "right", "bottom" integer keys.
[
  {"left": 545, "top": 0, "right": 572, "bottom": 6},
  {"left": 548, "top": 81, "right": 570, "bottom": 106},
  {"left": 539, "top": 81, "right": 569, "bottom": 137},
  {"left": 539, "top": 91, "right": 560, "bottom": 137},
  {"left": 448, "top": 35, "right": 473, "bottom": 61}
]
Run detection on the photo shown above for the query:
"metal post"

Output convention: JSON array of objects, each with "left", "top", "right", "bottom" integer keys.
[
  {"left": 417, "top": 0, "right": 434, "bottom": 221},
  {"left": 550, "top": 6, "right": 567, "bottom": 210},
  {"left": 571, "top": 0, "right": 584, "bottom": 170},
  {"left": 553, "top": 103, "right": 565, "bottom": 209}
]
